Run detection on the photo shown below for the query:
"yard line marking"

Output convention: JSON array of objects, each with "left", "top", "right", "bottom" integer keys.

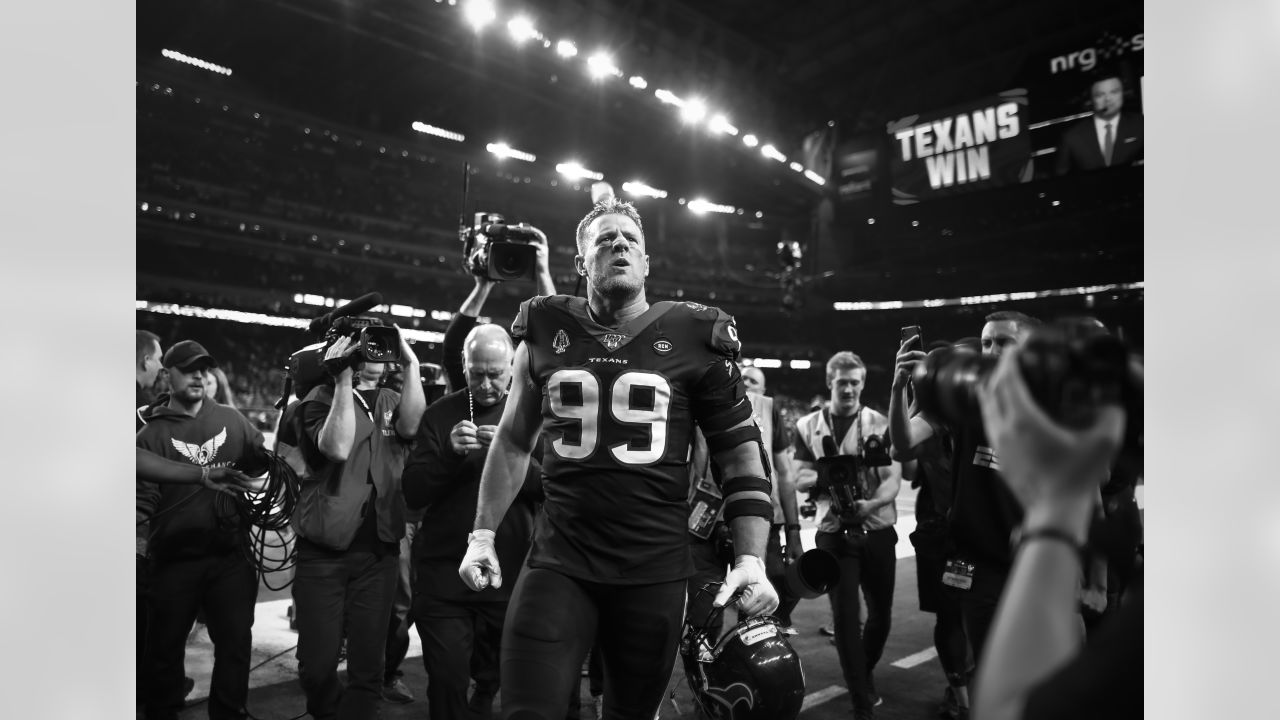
[
  {"left": 892, "top": 646, "right": 939, "bottom": 669},
  {"left": 801, "top": 685, "right": 848, "bottom": 712}
]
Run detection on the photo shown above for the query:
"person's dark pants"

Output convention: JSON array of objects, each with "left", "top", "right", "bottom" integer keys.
[
  {"left": 687, "top": 524, "right": 735, "bottom": 639},
  {"left": 293, "top": 548, "right": 398, "bottom": 720},
  {"left": 764, "top": 524, "right": 801, "bottom": 626},
  {"left": 953, "top": 562, "right": 1009, "bottom": 675},
  {"left": 145, "top": 551, "right": 257, "bottom": 720},
  {"left": 499, "top": 566, "right": 686, "bottom": 720},
  {"left": 816, "top": 526, "right": 897, "bottom": 712},
  {"left": 912, "top": 528, "right": 972, "bottom": 685},
  {"left": 384, "top": 522, "right": 418, "bottom": 684},
  {"left": 137, "top": 555, "right": 151, "bottom": 705},
  {"left": 413, "top": 595, "right": 507, "bottom": 720}
]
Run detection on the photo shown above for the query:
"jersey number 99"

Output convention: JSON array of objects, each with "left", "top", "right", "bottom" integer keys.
[{"left": 547, "top": 368, "right": 672, "bottom": 465}]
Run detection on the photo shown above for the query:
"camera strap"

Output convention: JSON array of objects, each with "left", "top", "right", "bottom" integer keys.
[{"left": 821, "top": 406, "right": 863, "bottom": 456}]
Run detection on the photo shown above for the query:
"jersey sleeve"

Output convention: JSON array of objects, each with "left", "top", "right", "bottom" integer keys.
[
  {"left": 509, "top": 296, "right": 544, "bottom": 343},
  {"left": 689, "top": 305, "right": 751, "bottom": 434}
]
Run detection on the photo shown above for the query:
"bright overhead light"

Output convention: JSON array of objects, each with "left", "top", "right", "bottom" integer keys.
[
  {"left": 761, "top": 144, "right": 786, "bottom": 162},
  {"left": 707, "top": 114, "right": 738, "bottom": 136},
  {"left": 586, "top": 52, "right": 619, "bottom": 79},
  {"left": 161, "top": 49, "right": 232, "bottom": 76},
  {"left": 629, "top": 75, "right": 648, "bottom": 89},
  {"left": 789, "top": 360, "right": 812, "bottom": 370},
  {"left": 507, "top": 16, "right": 538, "bottom": 43},
  {"left": 654, "top": 89, "right": 684, "bottom": 107},
  {"left": 742, "top": 133, "right": 759, "bottom": 148},
  {"left": 463, "top": 0, "right": 497, "bottom": 30},
  {"left": 687, "top": 198, "right": 736, "bottom": 215},
  {"left": 804, "top": 170, "right": 827, "bottom": 185},
  {"left": 755, "top": 211, "right": 764, "bottom": 219},
  {"left": 556, "top": 39, "right": 578, "bottom": 57},
  {"left": 486, "top": 142, "right": 536, "bottom": 162},
  {"left": 622, "top": 181, "right": 668, "bottom": 199},
  {"left": 751, "top": 358, "right": 783, "bottom": 369},
  {"left": 789, "top": 161, "right": 804, "bottom": 172},
  {"left": 555, "top": 162, "right": 604, "bottom": 181},
  {"left": 680, "top": 98, "right": 708, "bottom": 124},
  {"left": 410, "top": 122, "right": 465, "bottom": 142}
]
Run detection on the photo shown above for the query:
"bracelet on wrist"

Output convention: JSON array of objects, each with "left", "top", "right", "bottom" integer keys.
[
  {"left": 784, "top": 523, "right": 802, "bottom": 532},
  {"left": 1010, "top": 525, "right": 1086, "bottom": 567}
]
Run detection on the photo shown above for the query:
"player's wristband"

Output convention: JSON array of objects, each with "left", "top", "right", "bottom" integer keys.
[
  {"left": 468, "top": 529, "right": 496, "bottom": 545},
  {"left": 1010, "top": 525, "right": 1086, "bottom": 567}
]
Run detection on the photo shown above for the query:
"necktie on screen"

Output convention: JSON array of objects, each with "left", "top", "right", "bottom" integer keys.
[{"left": 1103, "top": 122, "right": 1114, "bottom": 166}]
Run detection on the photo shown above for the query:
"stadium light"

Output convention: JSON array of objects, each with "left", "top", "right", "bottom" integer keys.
[
  {"left": 789, "top": 360, "right": 812, "bottom": 370},
  {"left": 788, "top": 161, "right": 804, "bottom": 172},
  {"left": 622, "top": 181, "right": 668, "bottom": 199},
  {"left": 556, "top": 162, "right": 603, "bottom": 181},
  {"left": 629, "top": 75, "right": 648, "bottom": 89},
  {"left": 463, "top": 0, "right": 497, "bottom": 30},
  {"left": 556, "top": 39, "right": 578, "bottom": 57},
  {"left": 707, "top": 114, "right": 738, "bottom": 136},
  {"left": 761, "top": 144, "right": 786, "bottom": 162},
  {"left": 161, "top": 49, "right": 232, "bottom": 76},
  {"left": 687, "top": 198, "right": 736, "bottom": 215},
  {"left": 586, "top": 52, "right": 620, "bottom": 79},
  {"left": 680, "top": 98, "right": 708, "bottom": 124},
  {"left": 742, "top": 133, "right": 759, "bottom": 148},
  {"left": 654, "top": 89, "right": 684, "bottom": 107},
  {"left": 486, "top": 142, "right": 536, "bottom": 162},
  {"left": 507, "top": 16, "right": 539, "bottom": 43},
  {"left": 410, "top": 122, "right": 465, "bottom": 142},
  {"left": 751, "top": 358, "right": 783, "bottom": 369}
]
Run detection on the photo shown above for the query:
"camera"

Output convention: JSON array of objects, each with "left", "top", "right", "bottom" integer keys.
[
  {"left": 911, "top": 317, "right": 1142, "bottom": 471},
  {"left": 816, "top": 455, "right": 865, "bottom": 527},
  {"left": 460, "top": 212, "right": 541, "bottom": 281},
  {"left": 862, "top": 433, "right": 892, "bottom": 467},
  {"left": 279, "top": 293, "right": 403, "bottom": 403}
]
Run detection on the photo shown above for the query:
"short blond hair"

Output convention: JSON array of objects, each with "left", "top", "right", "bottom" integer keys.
[{"left": 575, "top": 199, "right": 645, "bottom": 254}]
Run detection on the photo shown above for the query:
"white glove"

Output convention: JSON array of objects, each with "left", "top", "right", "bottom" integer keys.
[
  {"left": 458, "top": 529, "right": 502, "bottom": 591},
  {"left": 713, "top": 555, "right": 779, "bottom": 617}
]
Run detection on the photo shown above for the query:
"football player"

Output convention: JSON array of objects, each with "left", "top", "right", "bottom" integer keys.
[{"left": 459, "top": 199, "right": 779, "bottom": 720}]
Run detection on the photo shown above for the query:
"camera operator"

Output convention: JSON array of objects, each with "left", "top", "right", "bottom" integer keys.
[
  {"left": 972, "top": 344, "right": 1141, "bottom": 720},
  {"left": 136, "top": 340, "right": 272, "bottom": 720},
  {"left": 290, "top": 329, "right": 424, "bottom": 720},
  {"left": 890, "top": 311, "right": 1037, "bottom": 678},
  {"left": 793, "top": 351, "right": 903, "bottom": 720}
]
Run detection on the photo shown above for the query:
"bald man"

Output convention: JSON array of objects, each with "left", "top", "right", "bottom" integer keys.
[{"left": 402, "top": 324, "right": 545, "bottom": 720}]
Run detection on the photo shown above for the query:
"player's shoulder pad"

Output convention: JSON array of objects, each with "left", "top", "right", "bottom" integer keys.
[
  {"left": 509, "top": 295, "right": 548, "bottom": 342},
  {"left": 683, "top": 301, "right": 741, "bottom": 359}
]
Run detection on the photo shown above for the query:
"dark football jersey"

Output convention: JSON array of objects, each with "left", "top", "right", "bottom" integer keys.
[{"left": 511, "top": 295, "right": 753, "bottom": 584}]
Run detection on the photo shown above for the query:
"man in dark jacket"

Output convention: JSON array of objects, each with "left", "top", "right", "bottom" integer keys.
[
  {"left": 136, "top": 340, "right": 270, "bottom": 720},
  {"left": 402, "top": 323, "right": 543, "bottom": 720}
]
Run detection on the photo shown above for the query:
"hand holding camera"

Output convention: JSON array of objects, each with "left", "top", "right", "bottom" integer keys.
[
  {"left": 894, "top": 325, "right": 927, "bottom": 390},
  {"left": 322, "top": 334, "right": 359, "bottom": 378}
]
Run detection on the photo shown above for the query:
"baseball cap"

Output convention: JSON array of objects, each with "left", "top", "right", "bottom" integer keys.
[{"left": 163, "top": 340, "right": 219, "bottom": 370}]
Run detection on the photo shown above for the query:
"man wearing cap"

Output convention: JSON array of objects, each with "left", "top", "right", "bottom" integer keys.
[{"left": 136, "top": 340, "right": 271, "bottom": 720}]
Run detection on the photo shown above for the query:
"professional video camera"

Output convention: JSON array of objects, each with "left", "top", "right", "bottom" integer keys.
[
  {"left": 911, "top": 316, "right": 1142, "bottom": 472},
  {"left": 460, "top": 212, "right": 541, "bottom": 281},
  {"left": 813, "top": 431, "right": 893, "bottom": 528},
  {"left": 276, "top": 293, "right": 401, "bottom": 406}
]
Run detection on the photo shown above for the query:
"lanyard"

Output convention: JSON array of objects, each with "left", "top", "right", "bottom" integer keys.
[{"left": 353, "top": 389, "right": 375, "bottom": 423}]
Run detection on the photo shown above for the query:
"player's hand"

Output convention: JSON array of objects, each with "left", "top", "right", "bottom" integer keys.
[
  {"left": 784, "top": 528, "right": 805, "bottom": 562},
  {"left": 475, "top": 425, "right": 498, "bottom": 448},
  {"left": 714, "top": 555, "right": 779, "bottom": 617},
  {"left": 451, "top": 420, "right": 482, "bottom": 454},
  {"left": 893, "top": 338, "right": 926, "bottom": 389},
  {"left": 1079, "top": 586, "right": 1108, "bottom": 615},
  {"left": 459, "top": 529, "right": 502, "bottom": 591}
]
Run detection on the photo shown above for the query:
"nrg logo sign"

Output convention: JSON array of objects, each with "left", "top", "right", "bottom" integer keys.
[{"left": 1049, "top": 30, "right": 1144, "bottom": 74}]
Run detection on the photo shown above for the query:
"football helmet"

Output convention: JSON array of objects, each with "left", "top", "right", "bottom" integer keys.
[{"left": 680, "top": 586, "right": 806, "bottom": 720}]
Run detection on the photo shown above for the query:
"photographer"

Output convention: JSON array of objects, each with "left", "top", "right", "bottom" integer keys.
[
  {"left": 793, "top": 351, "right": 902, "bottom": 720},
  {"left": 972, "top": 343, "right": 1141, "bottom": 720},
  {"left": 290, "top": 328, "right": 424, "bottom": 720}
]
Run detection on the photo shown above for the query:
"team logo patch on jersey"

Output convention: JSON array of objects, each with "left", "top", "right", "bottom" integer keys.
[
  {"left": 601, "top": 333, "right": 626, "bottom": 351},
  {"left": 553, "top": 329, "right": 571, "bottom": 354},
  {"left": 653, "top": 338, "right": 673, "bottom": 355}
]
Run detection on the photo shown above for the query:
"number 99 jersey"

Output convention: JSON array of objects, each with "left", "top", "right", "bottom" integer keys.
[{"left": 511, "top": 295, "right": 754, "bottom": 584}]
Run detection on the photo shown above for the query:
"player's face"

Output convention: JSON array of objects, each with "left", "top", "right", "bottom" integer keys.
[
  {"left": 1091, "top": 78, "right": 1123, "bottom": 119},
  {"left": 577, "top": 213, "right": 649, "bottom": 298},
  {"left": 465, "top": 345, "right": 514, "bottom": 407},
  {"left": 140, "top": 341, "right": 162, "bottom": 387},
  {"left": 828, "top": 367, "right": 865, "bottom": 415},
  {"left": 169, "top": 364, "right": 210, "bottom": 403},
  {"left": 742, "top": 367, "right": 765, "bottom": 396},
  {"left": 980, "top": 320, "right": 1030, "bottom": 358}
]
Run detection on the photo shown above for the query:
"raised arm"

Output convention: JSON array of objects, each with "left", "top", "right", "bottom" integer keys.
[
  {"left": 888, "top": 335, "right": 935, "bottom": 457},
  {"left": 316, "top": 337, "right": 358, "bottom": 462},
  {"left": 394, "top": 331, "right": 425, "bottom": 438}
]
